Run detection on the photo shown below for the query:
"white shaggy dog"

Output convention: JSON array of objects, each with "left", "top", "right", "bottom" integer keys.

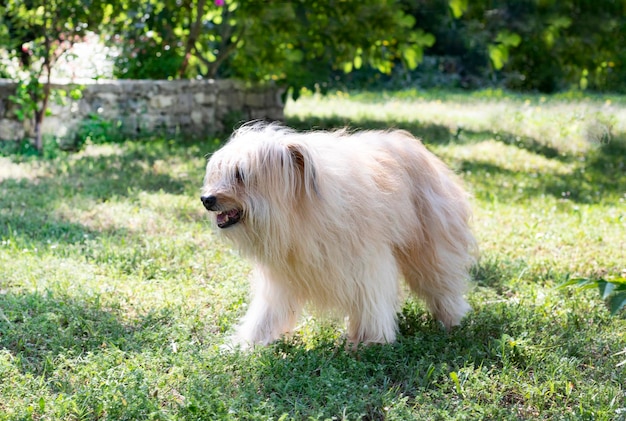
[{"left": 201, "top": 123, "right": 476, "bottom": 347}]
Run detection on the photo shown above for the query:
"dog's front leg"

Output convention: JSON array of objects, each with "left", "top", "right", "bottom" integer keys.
[{"left": 232, "top": 267, "right": 302, "bottom": 348}]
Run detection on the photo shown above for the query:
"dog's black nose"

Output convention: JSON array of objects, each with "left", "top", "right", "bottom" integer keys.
[{"left": 200, "top": 195, "right": 217, "bottom": 210}]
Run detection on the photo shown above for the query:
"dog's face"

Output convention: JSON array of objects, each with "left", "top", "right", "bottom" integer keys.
[
  {"left": 200, "top": 176, "right": 244, "bottom": 229},
  {"left": 200, "top": 143, "right": 250, "bottom": 230},
  {"left": 200, "top": 128, "right": 317, "bottom": 234}
]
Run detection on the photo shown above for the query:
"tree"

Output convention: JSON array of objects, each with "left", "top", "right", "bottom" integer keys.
[
  {"left": 111, "top": 0, "right": 434, "bottom": 95},
  {"left": 0, "top": 0, "right": 115, "bottom": 151},
  {"left": 403, "top": 0, "right": 626, "bottom": 93}
]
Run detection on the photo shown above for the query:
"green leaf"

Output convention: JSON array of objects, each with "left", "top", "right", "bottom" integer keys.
[
  {"left": 422, "top": 32, "right": 436, "bottom": 48},
  {"left": 449, "top": 0, "right": 468, "bottom": 19},
  {"left": 597, "top": 280, "right": 615, "bottom": 300},
  {"left": 373, "top": 59, "right": 392, "bottom": 75},
  {"left": 608, "top": 291, "right": 626, "bottom": 315},
  {"left": 69, "top": 88, "right": 83, "bottom": 100},
  {"left": 401, "top": 46, "right": 421, "bottom": 70},
  {"left": 488, "top": 45, "right": 506, "bottom": 70},
  {"left": 449, "top": 371, "right": 462, "bottom": 395},
  {"left": 353, "top": 55, "right": 362, "bottom": 70},
  {"left": 409, "top": 30, "right": 436, "bottom": 48},
  {"left": 285, "top": 48, "right": 304, "bottom": 63},
  {"left": 609, "top": 276, "right": 626, "bottom": 291},
  {"left": 558, "top": 277, "right": 593, "bottom": 290},
  {"left": 509, "top": 33, "right": 522, "bottom": 47},
  {"left": 395, "top": 11, "right": 416, "bottom": 28},
  {"left": 495, "top": 31, "right": 522, "bottom": 47},
  {"left": 488, "top": 31, "right": 521, "bottom": 70}
]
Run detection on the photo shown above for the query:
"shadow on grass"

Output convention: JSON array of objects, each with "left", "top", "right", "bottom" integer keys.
[
  {"left": 214, "top": 298, "right": 582, "bottom": 419},
  {"left": 286, "top": 114, "right": 457, "bottom": 144},
  {"left": 462, "top": 128, "right": 563, "bottom": 160},
  {"left": 288, "top": 114, "right": 625, "bottom": 204},
  {"left": 0, "top": 139, "right": 216, "bottom": 247},
  {"left": 246, "top": 277, "right": 619, "bottom": 420},
  {"left": 0, "top": 262, "right": 614, "bottom": 419},
  {"left": 460, "top": 136, "right": 625, "bottom": 204},
  {"left": 0, "top": 291, "right": 133, "bottom": 374},
  {"left": 286, "top": 114, "right": 563, "bottom": 159},
  {"left": 0, "top": 289, "right": 187, "bottom": 375}
]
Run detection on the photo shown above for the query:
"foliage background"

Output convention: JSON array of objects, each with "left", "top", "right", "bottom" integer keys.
[{"left": 3, "top": 0, "right": 626, "bottom": 94}]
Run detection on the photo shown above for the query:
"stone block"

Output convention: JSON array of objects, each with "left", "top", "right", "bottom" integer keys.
[
  {"left": 46, "top": 102, "right": 71, "bottom": 118},
  {"left": 266, "top": 106, "right": 285, "bottom": 121},
  {"left": 158, "top": 80, "right": 183, "bottom": 94},
  {"left": 201, "top": 92, "right": 217, "bottom": 105},
  {"left": 191, "top": 110, "right": 204, "bottom": 126},
  {"left": 216, "top": 79, "right": 235, "bottom": 91},
  {"left": 125, "top": 98, "right": 146, "bottom": 114},
  {"left": 85, "top": 82, "right": 123, "bottom": 94},
  {"left": 149, "top": 95, "right": 175, "bottom": 109},
  {"left": 0, "top": 81, "right": 17, "bottom": 99},
  {"left": 95, "top": 105, "right": 120, "bottom": 120},
  {"left": 244, "top": 92, "right": 266, "bottom": 108},
  {"left": 119, "top": 115, "right": 141, "bottom": 135},
  {"left": 178, "top": 114, "right": 192, "bottom": 126},
  {"left": 95, "top": 92, "right": 119, "bottom": 104},
  {"left": 218, "top": 90, "right": 244, "bottom": 110},
  {"left": 250, "top": 109, "right": 274, "bottom": 120},
  {"left": 77, "top": 99, "right": 91, "bottom": 116},
  {"left": 193, "top": 92, "right": 204, "bottom": 104},
  {"left": 42, "top": 116, "right": 73, "bottom": 138},
  {"left": 0, "top": 119, "right": 24, "bottom": 141},
  {"left": 120, "top": 80, "right": 145, "bottom": 93},
  {"left": 177, "top": 93, "right": 193, "bottom": 111}
]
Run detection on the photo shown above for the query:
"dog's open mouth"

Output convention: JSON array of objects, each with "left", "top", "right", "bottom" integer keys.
[{"left": 216, "top": 208, "right": 242, "bottom": 228}]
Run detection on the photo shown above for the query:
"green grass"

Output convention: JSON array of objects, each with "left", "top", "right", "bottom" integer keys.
[{"left": 1, "top": 90, "right": 625, "bottom": 420}]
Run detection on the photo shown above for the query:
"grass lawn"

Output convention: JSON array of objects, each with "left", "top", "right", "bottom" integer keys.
[{"left": 0, "top": 89, "right": 625, "bottom": 420}]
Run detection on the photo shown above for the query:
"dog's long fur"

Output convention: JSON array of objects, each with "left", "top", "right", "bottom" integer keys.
[{"left": 201, "top": 123, "right": 477, "bottom": 346}]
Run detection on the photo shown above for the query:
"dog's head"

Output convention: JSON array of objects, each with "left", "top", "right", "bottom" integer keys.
[{"left": 201, "top": 123, "right": 318, "bottom": 234}]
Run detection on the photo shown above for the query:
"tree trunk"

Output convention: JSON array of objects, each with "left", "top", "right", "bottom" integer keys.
[
  {"left": 34, "top": 111, "right": 44, "bottom": 152},
  {"left": 178, "top": 0, "right": 207, "bottom": 78},
  {"left": 34, "top": 57, "right": 52, "bottom": 152}
]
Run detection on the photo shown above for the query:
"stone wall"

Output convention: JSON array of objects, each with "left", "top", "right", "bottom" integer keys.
[{"left": 0, "top": 79, "right": 285, "bottom": 141}]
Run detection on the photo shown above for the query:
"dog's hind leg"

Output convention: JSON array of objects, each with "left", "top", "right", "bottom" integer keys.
[
  {"left": 396, "top": 244, "right": 471, "bottom": 329},
  {"left": 418, "top": 287, "right": 471, "bottom": 329},
  {"left": 345, "top": 248, "right": 400, "bottom": 345},
  {"left": 233, "top": 267, "right": 303, "bottom": 347}
]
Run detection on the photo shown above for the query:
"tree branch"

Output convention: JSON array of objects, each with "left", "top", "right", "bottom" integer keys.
[
  {"left": 178, "top": 0, "right": 207, "bottom": 78},
  {"left": 206, "top": 7, "right": 247, "bottom": 78}
]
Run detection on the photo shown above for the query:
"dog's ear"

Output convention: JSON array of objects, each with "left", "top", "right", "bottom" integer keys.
[{"left": 287, "top": 143, "right": 319, "bottom": 199}]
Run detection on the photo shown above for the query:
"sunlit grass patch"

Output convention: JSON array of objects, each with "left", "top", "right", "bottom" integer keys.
[
  {"left": 287, "top": 90, "right": 626, "bottom": 155},
  {"left": 0, "top": 158, "right": 46, "bottom": 182},
  {"left": 0, "top": 90, "right": 624, "bottom": 420},
  {"left": 437, "top": 139, "right": 574, "bottom": 174},
  {"left": 474, "top": 201, "right": 625, "bottom": 277}
]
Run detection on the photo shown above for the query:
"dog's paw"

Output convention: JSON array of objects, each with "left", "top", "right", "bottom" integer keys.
[{"left": 219, "top": 335, "right": 254, "bottom": 353}]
